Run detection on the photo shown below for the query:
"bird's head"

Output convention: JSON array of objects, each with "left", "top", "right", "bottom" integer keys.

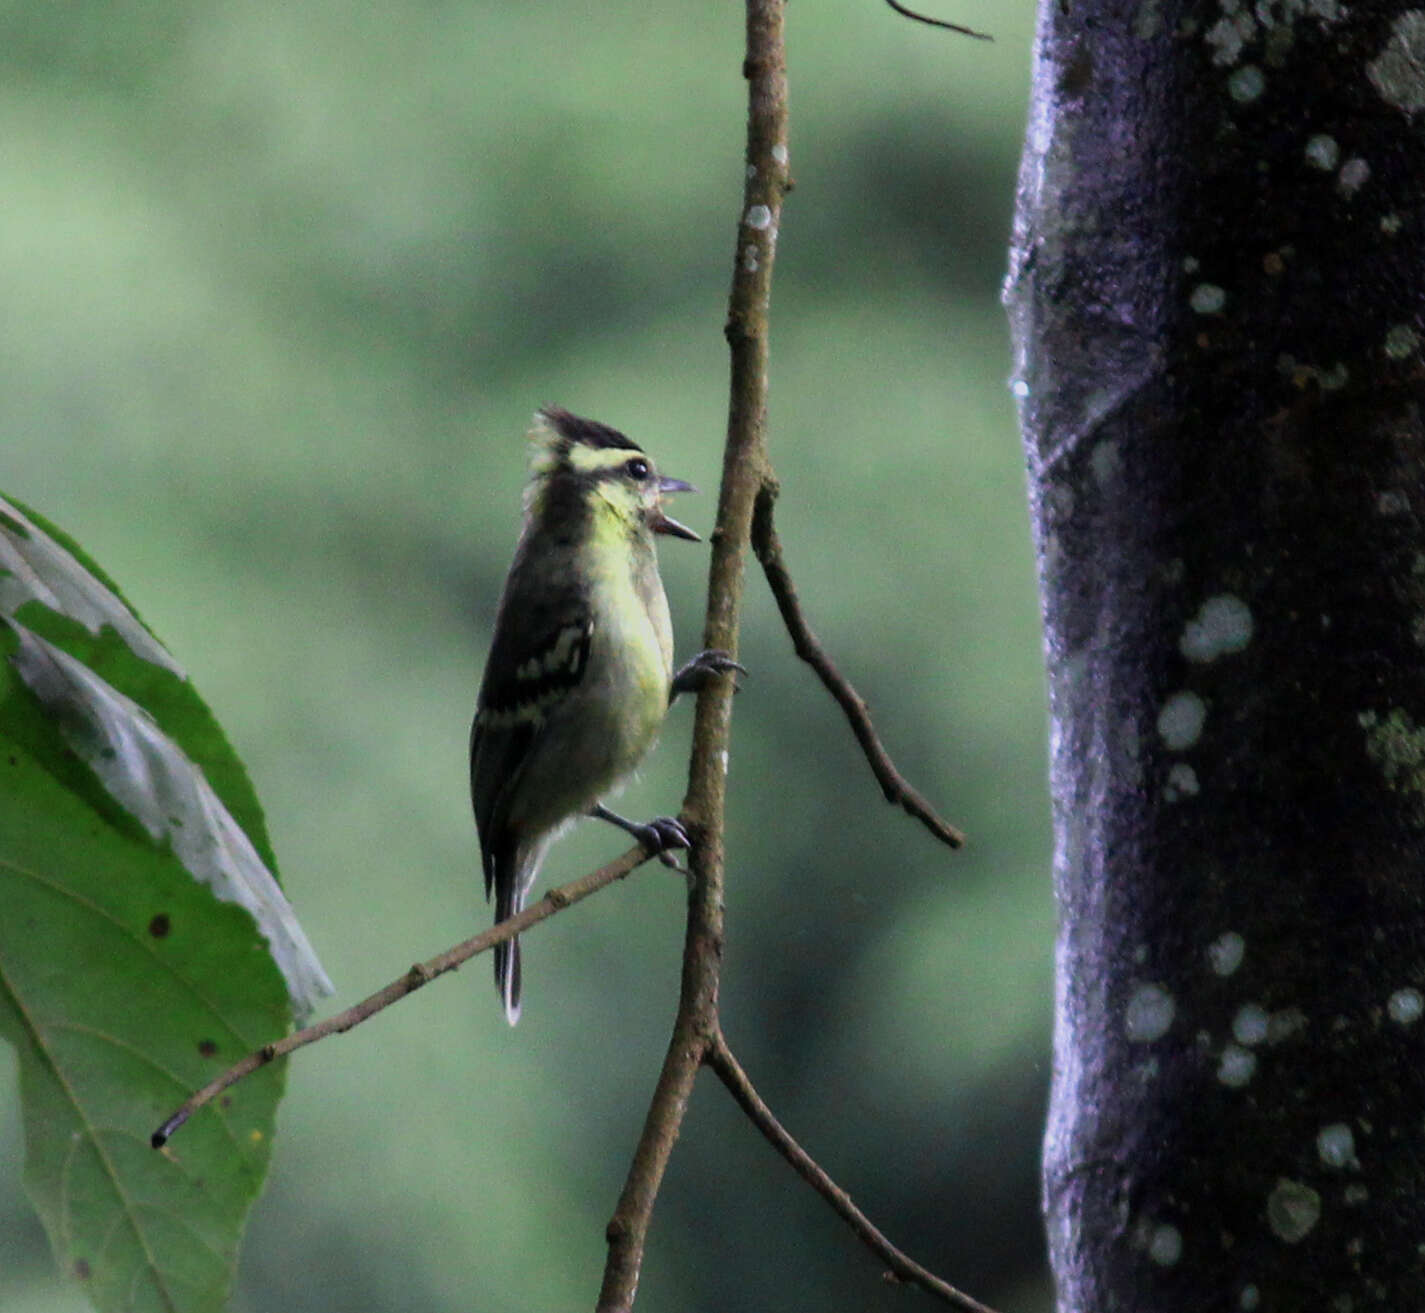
[{"left": 527, "top": 406, "right": 699, "bottom": 542}]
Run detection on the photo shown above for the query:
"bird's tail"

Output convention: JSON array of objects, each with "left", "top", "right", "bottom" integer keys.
[
  {"left": 493, "top": 838, "right": 532, "bottom": 1026},
  {"left": 493, "top": 876, "right": 523, "bottom": 1026}
]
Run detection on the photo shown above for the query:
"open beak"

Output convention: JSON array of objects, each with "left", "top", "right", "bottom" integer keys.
[{"left": 652, "top": 475, "right": 700, "bottom": 541}]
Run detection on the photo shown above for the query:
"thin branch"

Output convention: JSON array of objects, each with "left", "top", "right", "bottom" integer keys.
[
  {"left": 595, "top": 976, "right": 712, "bottom": 1313},
  {"left": 751, "top": 481, "right": 966, "bottom": 848},
  {"left": 594, "top": 3, "right": 790, "bottom": 1308},
  {"left": 882, "top": 0, "right": 992, "bottom": 40},
  {"left": 706, "top": 1031, "right": 1000, "bottom": 1313},
  {"left": 151, "top": 842, "right": 655, "bottom": 1148}
]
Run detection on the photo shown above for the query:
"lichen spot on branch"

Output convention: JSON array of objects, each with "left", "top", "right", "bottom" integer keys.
[
  {"left": 1266, "top": 1178, "right": 1321, "bottom": 1244},
  {"left": 1358, "top": 707, "right": 1425, "bottom": 820},
  {"left": 1158, "top": 691, "right": 1206, "bottom": 751},
  {"left": 1207, "top": 931, "right": 1245, "bottom": 976},
  {"left": 1217, "top": 1044, "right": 1256, "bottom": 1087},
  {"left": 1315, "top": 1123, "right": 1359, "bottom": 1170},
  {"left": 1387, "top": 986, "right": 1423, "bottom": 1025},
  {"left": 1368, "top": 12, "right": 1425, "bottom": 114},
  {"left": 1179, "top": 594, "right": 1253, "bottom": 662},
  {"left": 1125, "top": 983, "right": 1175, "bottom": 1043}
]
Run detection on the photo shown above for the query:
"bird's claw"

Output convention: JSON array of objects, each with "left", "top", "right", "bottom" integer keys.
[
  {"left": 670, "top": 649, "right": 748, "bottom": 700},
  {"left": 592, "top": 804, "right": 691, "bottom": 869},
  {"left": 631, "top": 815, "right": 691, "bottom": 868}
]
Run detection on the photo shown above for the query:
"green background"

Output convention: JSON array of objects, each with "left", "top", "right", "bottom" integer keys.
[{"left": 0, "top": 2, "right": 1050, "bottom": 1310}]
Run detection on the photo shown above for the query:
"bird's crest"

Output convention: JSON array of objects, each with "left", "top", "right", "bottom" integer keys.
[{"left": 528, "top": 406, "right": 643, "bottom": 478}]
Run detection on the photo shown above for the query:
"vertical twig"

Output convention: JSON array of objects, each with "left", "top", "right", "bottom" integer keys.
[{"left": 594, "top": 4, "right": 791, "bottom": 1310}]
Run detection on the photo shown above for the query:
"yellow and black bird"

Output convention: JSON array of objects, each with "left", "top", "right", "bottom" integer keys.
[{"left": 470, "top": 407, "right": 739, "bottom": 1023}]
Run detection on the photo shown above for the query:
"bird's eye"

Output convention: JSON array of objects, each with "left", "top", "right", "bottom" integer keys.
[{"left": 625, "top": 457, "right": 651, "bottom": 481}]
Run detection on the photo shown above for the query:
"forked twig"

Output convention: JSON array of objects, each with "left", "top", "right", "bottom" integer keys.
[
  {"left": 596, "top": 0, "right": 789, "bottom": 1306},
  {"left": 751, "top": 481, "right": 966, "bottom": 848},
  {"left": 598, "top": 6, "right": 986, "bottom": 1306},
  {"left": 154, "top": 8, "right": 985, "bottom": 1313},
  {"left": 707, "top": 1029, "right": 999, "bottom": 1313},
  {"left": 151, "top": 843, "right": 655, "bottom": 1147}
]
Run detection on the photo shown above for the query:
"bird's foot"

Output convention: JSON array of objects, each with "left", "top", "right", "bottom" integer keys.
[
  {"left": 592, "top": 805, "right": 691, "bottom": 868},
  {"left": 632, "top": 815, "right": 691, "bottom": 869},
  {"left": 670, "top": 649, "right": 747, "bottom": 701}
]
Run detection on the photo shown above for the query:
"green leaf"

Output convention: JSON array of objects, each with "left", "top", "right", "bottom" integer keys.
[
  {"left": 0, "top": 493, "right": 277, "bottom": 876},
  {"left": 0, "top": 494, "right": 333, "bottom": 1312}
]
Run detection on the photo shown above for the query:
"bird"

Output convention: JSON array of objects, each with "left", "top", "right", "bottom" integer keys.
[{"left": 470, "top": 406, "right": 741, "bottom": 1024}]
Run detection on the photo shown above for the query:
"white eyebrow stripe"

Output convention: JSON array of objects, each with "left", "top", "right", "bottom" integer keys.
[{"left": 565, "top": 443, "right": 639, "bottom": 475}]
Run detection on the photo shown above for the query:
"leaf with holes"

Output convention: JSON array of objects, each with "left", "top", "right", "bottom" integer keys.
[{"left": 0, "top": 494, "right": 332, "bottom": 1313}]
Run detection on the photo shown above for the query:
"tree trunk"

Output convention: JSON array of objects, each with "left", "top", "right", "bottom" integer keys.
[{"left": 1005, "top": 3, "right": 1425, "bottom": 1309}]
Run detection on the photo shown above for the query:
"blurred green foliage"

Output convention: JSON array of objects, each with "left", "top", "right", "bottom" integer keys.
[{"left": 0, "top": 1, "right": 1049, "bottom": 1310}]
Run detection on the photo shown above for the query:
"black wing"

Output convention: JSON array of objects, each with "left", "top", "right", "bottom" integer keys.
[{"left": 470, "top": 572, "right": 593, "bottom": 893}]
